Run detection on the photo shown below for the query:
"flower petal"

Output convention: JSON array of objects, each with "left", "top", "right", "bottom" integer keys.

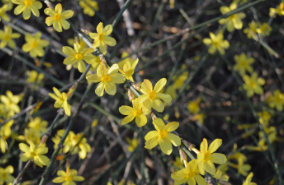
[
  {"left": 95, "top": 82, "right": 105, "bottom": 97},
  {"left": 168, "top": 133, "right": 181, "bottom": 146},
  {"left": 105, "top": 82, "right": 116, "bottom": 95},
  {"left": 154, "top": 78, "right": 167, "bottom": 92},
  {"left": 164, "top": 121, "right": 179, "bottom": 132},
  {"left": 159, "top": 138, "right": 172, "bottom": 155},
  {"left": 210, "top": 153, "right": 227, "bottom": 164},
  {"left": 208, "top": 139, "right": 222, "bottom": 153},
  {"left": 121, "top": 114, "right": 135, "bottom": 125},
  {"left": 152, "top": 118, "right": 165, "bottom": 131}
]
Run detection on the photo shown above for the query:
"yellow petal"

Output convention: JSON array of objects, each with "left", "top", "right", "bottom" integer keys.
[
  {"left": 135, "top": 114, "right": 147, "bottom": 127},
  {"left": 204, "top": 160, "right": 216, "bottom": 175},
  {"left": 19, "top": 143, "right": 30, "bottom": 153},
  {"left": 168, "top": 133, "right": 181, "bottom": 146},
  {"left": 95, "top": 82, "right": 105, "bottom": 97},
  {"left": 103, "top": 25, "right": 113, "bottom": 35},
  {"left": 210, "top": 153, "right": 227, "bottom": 164},
  {"left": 164, "top": 121, "right": 179, "bottom": 132},
  {"left": 159, "top": 138, "right": 172, "bottom": 155},
  {"left": 121, "top": 114, "right": 135, "bottom": 125},
  {"left": 200, "top": 138, "right": 208, "bottom": 153},
  {"left": 208, "top": 139, "right": 222, "bottom": 153},
  {"left": 154, "top": 78, "right": 167, "bottom": 92},
  {"left": 152, "top": 118, "right": 165, "bottom": 131},
  {"left": 105, "top": 82, "right": 116, "bottom": 95},
  {"left": 145, "top": 131, "right": 158, "bottom": 140}
]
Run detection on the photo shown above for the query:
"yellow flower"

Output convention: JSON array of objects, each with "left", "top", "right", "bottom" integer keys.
[
  {"left": 45, "top": 3, "right": 74, "bottom": 32},
  {"left": 243, "top": 21, "right": 259, "bottom": 40},
  {"left": 28, "top": 117, "right": 47, "bottom": 134},
  {"left": 243, "top": 172, "right": 257, "bottom": 185},
  {"left": 52, "top": 166, "right": 84, "bottom": 184},
  {"left": 173, "top": 157, "right": 184, "bottom": 169},
  {"left": 233, "top": 53, "right": 254, "bottom": 75},
  {"left": 269, "top": 2, "right": 284, "bottom": 17},
  {"left": 138, "top": 78, "right": 172, "bottom": 114},
  {"left": 242, "top": 73, "right": 265, "bottom": 97},
  {"left": 12, "top": 0, "right": 42, "bottom": 20},
  {"left": 58, "top": 131, "right": 91, "bottom": 159},
  {"left": 19, "top": 141, "right": 50, "bottom": 167},
  {"left": 188, "top": 98, "right": 201, "bottom": 114},
  {"left": 62, "top": 43, "right": 94, "bottom": 73},
  {"left": 171, "top": 159, "right": 206, "bottom": 185},
  {"left": 26, "top": 70, "right": 44, "bottom": 89},
  {"left": 0, "top": 165, "right": 14, "bottom": 184},
  {"left": 257, "top": 111, "right": 272, "bottom": 126},
  {"left": 259, "top": 126, "right": 277, "bottom": 144},
  {"left": 144, "top": 118, "right": 181, "bottom": 155},
  {"left": 0, "top": 4, "right": 11, "bottom": 22},
  {"left": 267, "top": 90, "right": 284, "bottom": 111},
  {"left": 0, "top": 120, "right": 13, "bottom": 153},
  {"left": 119, "top": 98, "right": 147, "bottom": 127},
  {"left": 49, "top": 87, "right": 71, "bottom": 116},
  {"left": 0, "top": 90, "right": 22, "bottom": 118},
  {"left": 2, "top": 0, "right": 13, "bottom": 10},
  {"left": 79, "top": 0, "right": 99, "bottom": 17},
  {"left": 0, "top": 26, "right": 20, "bottom": 49},
  {"left": 256, "top": 23, "right": 272, "bottom": 37},
  {"left": 122, "top": 58, "right": 139, "bottom": 82},
  {"left": 117, "top": 51, "right": 136, "bottom": 69},
  {"left": 193, "top": 114, "right": 205, "bottom": 124},
  {"left": 86, "top": 63, "right": 125, "bottom": 96},
  {"left": 19, "top": 128, "right": 41, "bottom": 145},
  {"left": 219, "top": 3, "right": 246, "bottom": 32},
  {"left": 213, "top": 170, "right": 229, "bottom": 183},
  {"left": 197, "top": 138, "right": 227, "bottom": 175},
  {"left": 92, "top": 119, "right": 98, "bottom": 127},
  {"left": 126, "top": 137, "right": 139, "bottom": 152},
  {"left": 203, "top": 32, "right": 229, "bottom": 55},
  {"left": 89, "top": 22, "right": 116, "bottom": 54},
  {"left": 22, "top": 32, "right": 49, "bottom": 58}
]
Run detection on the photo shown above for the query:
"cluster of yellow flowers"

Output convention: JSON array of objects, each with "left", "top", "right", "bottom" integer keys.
[
  {"left": 52, "top": 129, "right": 91, "bottom": 159},
  {"left": 1, "top": 0, "right": 281, "bottom": 184}
]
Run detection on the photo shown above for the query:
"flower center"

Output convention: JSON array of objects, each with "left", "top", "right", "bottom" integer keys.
[
  {"left": 30, "top": 151, "right": 37, "bottom": 157},
  {"left": 133, "top": 109, "right": 142, "bottom": 116},
  {"left": 204, "top": 152, "right": 211, "bottom": 161},
  {"left": 3, "top": 34, "right": 10, "bottom": 40},
  {"left": 24, "top": 0, "right": 33, "bottom": 6},
  {"left": 229, "top": 14, "right": 236, "bottom": 20},
  {"left": 185, "top": 171, "right": 195, "bottom": 179},
  {"left": 65, "top": 176, "right": 72, "bottom": 182},
  {"left": 35, "top": 124, "right": 40, "bottom": 129},
  {"left": 98, "top": 33, "right": 104, "bottom": 41},
  {"left": 148, "top": 91, "right": 156, "bottom": 101},
  {"left": 240, "top": 61, "right": 247, "bottom": 67},
  {"left": 1, "top": 172, "right": 7, "bottom": 179},
  {"left": 31, "top": 42, "right": 38, "bottom": 48},
  {"left": 54, "top": 14, "right": 62, "bottom": 21},
  {"left": 101, "top": 75, "right": 111, "bottom": 83},
  {"left": 249, "top": 81, "right": 256, "bottom": 88},
  {"left": 159, "top": 130, "right": 168, "bottom": 139},
  {"left": 75, "top": 53, "right": 83, "bottom": 60}
]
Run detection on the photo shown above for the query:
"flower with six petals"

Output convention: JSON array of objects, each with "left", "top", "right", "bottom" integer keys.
[
  {"left": 171, "top": 159, "right": 206, "bottom": 185},
  {"left": 45, "top": 3, "right": 74, "bottom": 32},
  {"left": 203, "top": 32, "right": 229, "bottom": 55},
  {"left": 52, "top": 166, "right": 84, "bottom": 185},
  {"left": 19, "top": 141, "right": 50, "bottom": 167},
  {"left": 197, "top": 138, "right": 227, "bottom": 175},
  {"left": 144, "top": 118, "right": 181, "bottom": 155},
  {"left": 119, "top": 98, "right": 147, "bottom": 127},
  {"left": 86, "top": 63, "right": 125, "bottom": 96},
  {"left": 89, "top": 22, "right": 116, "bottom": 54},
  {"left": 138, "top": 78, "right": 172, "bottom": 114},
  {"left": 0, "top": 26, "right": 20, "bottom": 49},
  {"left": 22, "top": 32, "right": 49, "bottom": 58},
  {"left": 49, "top": 87, "right": 71, "bottom": 116},
  {"left": 12, "top": 0, "right": 42, "bottom": 20},
  {"left": 62, "top": 43, "right": 94, "bottom": 73}
]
